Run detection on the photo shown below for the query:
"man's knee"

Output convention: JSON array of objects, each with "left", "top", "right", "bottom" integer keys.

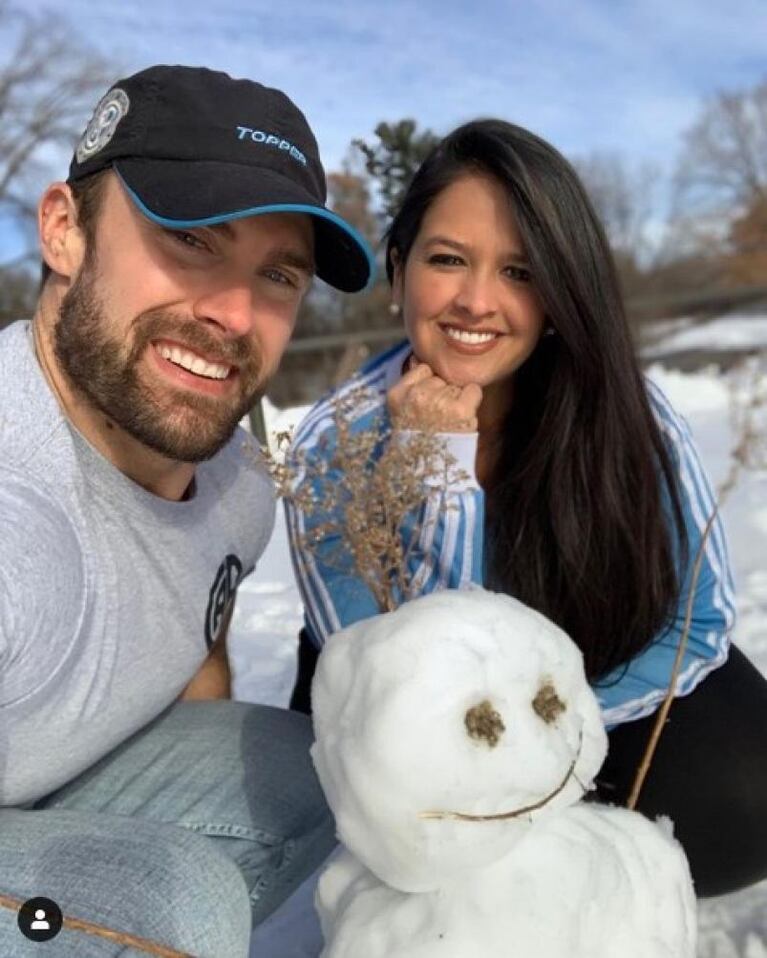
[
  {"left": 1, "top": 811, "right": 251, "bottom": 957},
  {"left": 130, "top": 825, "right": 252, "bottom": 953}
]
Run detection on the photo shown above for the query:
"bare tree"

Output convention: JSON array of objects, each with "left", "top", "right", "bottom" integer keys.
[
  {"left": 669, "top": 78, "right": 767, "bottom": 277},
  {"left": 327, "top": 157, "right": 379, "bottom": 248},
  {"left": 674, "top": 78, "right": 767, "bottom": 216},
  {"left": 0, "top": 265, "right": 36, "bottom": 330},
  {"left": 324, "top": 165, "right": 390, "bottom": 335},
  {"left": 727, "top": 197, "right": 767, "bottom": 285},
  {"left": 573, "top": 151, "right": 659, "bottom": 261},
  {"left": 0, "top": 2, "right": 114, "bottom": 270},
  {"left": 571, "top": 151, "right": 660, "bottom": 299}
]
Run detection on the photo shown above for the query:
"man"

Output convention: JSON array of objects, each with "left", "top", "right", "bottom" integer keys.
[{"left": 0, "top": 65, "right": 373, "bottom": 956}]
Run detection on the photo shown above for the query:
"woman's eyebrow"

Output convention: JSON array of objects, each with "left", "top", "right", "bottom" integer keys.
[{"left": 423, "top": 235, "right": 529, "bottom": 264}]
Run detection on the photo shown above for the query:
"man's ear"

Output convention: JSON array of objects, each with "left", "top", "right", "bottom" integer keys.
[{"left": 38, "top": 183, "right": 87, "bottom": 280}]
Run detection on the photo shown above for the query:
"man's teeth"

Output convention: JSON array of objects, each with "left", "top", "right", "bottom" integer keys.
[
  {"left": 157, "top": 345, "right": 230, "bottom": 380},
  {"left": 444, "top": 327, "right": 498, "bottom": 345}
]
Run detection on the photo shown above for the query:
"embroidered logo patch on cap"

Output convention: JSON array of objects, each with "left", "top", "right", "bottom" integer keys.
[{"left": 76, "top": 89, "right": 130, "bottom": 164}]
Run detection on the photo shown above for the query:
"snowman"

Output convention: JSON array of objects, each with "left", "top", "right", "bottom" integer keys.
[{"left": 310, "top": 588, "right": 697, "bottom": 957}]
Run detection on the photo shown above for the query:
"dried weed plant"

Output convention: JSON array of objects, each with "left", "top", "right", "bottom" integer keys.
[{"left": 255, "top": 384, "right": 471, "bottom": 614}]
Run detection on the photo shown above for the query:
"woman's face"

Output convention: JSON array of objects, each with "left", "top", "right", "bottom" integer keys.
[{"left": 393, "top": 173, "right": 546, "bottom": 393}]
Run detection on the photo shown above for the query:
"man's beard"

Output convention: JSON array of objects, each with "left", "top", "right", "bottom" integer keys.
[{"left": 54, "top": 260, "right": 264, "bottom": 463}]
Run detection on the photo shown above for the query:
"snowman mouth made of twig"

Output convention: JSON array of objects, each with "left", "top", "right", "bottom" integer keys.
[{"left": 418, "top": 728, "right": 585, "bottom": 823}]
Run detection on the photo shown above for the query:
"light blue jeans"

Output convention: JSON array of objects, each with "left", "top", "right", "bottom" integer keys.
[{"left": 0, "top": 701, "right": 336, "bottom": 956}]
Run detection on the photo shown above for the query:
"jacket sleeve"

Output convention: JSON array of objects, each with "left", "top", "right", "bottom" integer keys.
[
  {"left": 594, "top": 382, "right": 736, "bottom": 728},
  {"left": 285, "top": 419, "right": 486, "bottom": 647}
]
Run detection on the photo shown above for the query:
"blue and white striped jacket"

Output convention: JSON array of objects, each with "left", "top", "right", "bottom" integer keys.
[{"left": 285, "top": 340, "right": 736, "bottom": 728}]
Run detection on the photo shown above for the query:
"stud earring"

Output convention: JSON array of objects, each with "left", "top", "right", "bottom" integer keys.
[{"left": 389, "top": 303, "right": 402, "bottom": 317}]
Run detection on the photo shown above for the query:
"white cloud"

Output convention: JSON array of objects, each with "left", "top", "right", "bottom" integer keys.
[
  {"left": 1, "top": 0, "right": 764, "bottom": 262},
  {"left": 6, "top": 0, "right": 765, "bottom": 173}
]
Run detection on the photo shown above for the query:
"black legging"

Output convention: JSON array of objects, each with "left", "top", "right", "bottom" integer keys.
[
  {"left": 595, "top": 643, "right": 767, "bottom": 896},
  {"left": 289, "top": 629, "right": 320, "bottom": 716},
  {"left": 290, "top": 631, "right": 767, "bottom": 898}
]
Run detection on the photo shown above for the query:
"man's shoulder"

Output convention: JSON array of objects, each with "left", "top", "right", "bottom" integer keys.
[
  {"left": 204, "top": 423, "right": 272, "bottom": 496},
  {"left": 0, "top": 464, "right": 82, "bottom": 552},
  {"left": 0, "top": 320, "right": 68, "bottom": 470},
  {"left": 0, "top": 465, "right": 86, "bottom": 656},
  {"left": 0, "top": 321, "right": 34, "bottom": 405}
]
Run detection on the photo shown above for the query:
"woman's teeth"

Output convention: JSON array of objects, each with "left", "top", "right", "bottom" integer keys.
[{"left": 443, "top": 327, "right": 498, "bottom": 345}]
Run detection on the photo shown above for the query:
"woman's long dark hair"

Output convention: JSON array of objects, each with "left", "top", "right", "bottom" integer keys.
[{"left": 386, "top": 119, "right": 687, "bottom": 681}]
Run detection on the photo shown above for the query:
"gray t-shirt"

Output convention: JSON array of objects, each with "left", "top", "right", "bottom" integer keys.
[{"left": 0, "top": 320, "right": 275, "bottom": 806}]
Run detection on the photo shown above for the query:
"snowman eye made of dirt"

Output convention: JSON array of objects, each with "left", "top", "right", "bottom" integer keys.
[
  {"left": 532, "top": 681, "right": 567, "bottom": 724},
  {"left": 464, "top": 700, "right": 506, "bottom": 747}
]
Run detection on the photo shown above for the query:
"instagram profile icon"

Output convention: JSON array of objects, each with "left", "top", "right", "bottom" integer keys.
[{"left": 17, "top": 897, "right": 63, "bottom": 942}]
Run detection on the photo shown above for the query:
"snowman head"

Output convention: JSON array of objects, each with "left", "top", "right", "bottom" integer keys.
[{"left": 311, "top": 589, "right": 608, "bottom": 892}]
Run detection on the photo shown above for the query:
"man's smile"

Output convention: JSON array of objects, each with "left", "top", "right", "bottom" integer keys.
[{"left": 150, "top": 340, "right": 240, "bottom": 397}]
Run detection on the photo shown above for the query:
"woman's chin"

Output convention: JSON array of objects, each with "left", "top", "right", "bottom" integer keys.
[{"left": 439, "top": 363, "right": 490, "bottom": 390}]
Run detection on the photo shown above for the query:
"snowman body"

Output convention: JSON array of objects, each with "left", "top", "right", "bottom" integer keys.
[{"left": 311, "top": 589, "right": 697, "bottom": 957}]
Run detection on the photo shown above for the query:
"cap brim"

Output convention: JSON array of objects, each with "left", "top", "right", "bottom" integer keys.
[{"left": 114, "top": 159, "right": 376, "bottom": 293}]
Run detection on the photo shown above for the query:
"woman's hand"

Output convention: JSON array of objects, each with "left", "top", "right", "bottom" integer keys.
[{"left": 387, "top": 358, "right": 482, "bottom": 433}]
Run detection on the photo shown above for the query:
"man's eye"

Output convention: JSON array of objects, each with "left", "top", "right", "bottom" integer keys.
[
  {"left": 169, "top": 230, "right": 209, "bottom": 251},
  {"left": 263, "top": 268, "right": 298, "bottom": 288}
]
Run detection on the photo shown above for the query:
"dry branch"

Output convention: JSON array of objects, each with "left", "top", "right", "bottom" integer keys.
[
  {"left": 628, "top": 352, "right": 767, "bottom": 809},
  {"left": 419, "top": 732, "right": 584, "bottom": 823},
  {"left": 0, "top": 893, "right": 191, "bottom": 957}
]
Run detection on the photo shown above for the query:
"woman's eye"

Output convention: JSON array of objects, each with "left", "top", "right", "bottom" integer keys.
[
  {"left": 428, "top": 253, "right": 464, "bottom": 267},
  {"left": 505, "top": 264, "right": 532, "bottom": 283}
]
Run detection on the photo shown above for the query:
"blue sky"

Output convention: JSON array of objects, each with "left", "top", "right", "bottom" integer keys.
[{"left": 2, "top": 0, "right": 766, "bottom": 260}]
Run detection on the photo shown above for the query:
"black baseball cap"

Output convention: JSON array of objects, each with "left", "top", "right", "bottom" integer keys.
[{"left": 68, "top": 65, "right": 375, "bottom": 293}]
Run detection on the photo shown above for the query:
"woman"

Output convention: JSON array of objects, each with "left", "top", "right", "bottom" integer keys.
[{"left": 285, "top": 119, "right": 767, "bottom": 896}]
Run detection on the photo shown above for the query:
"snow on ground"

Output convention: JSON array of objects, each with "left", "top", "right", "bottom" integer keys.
[
  {"left": 231, "top": 343, "right": 767, "bottom": 958},
  {"left": 642, "top": 313, "right": 767, "bottom": 357}
]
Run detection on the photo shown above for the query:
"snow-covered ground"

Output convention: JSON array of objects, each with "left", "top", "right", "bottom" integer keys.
[
  {"left": 642, "top": 313, "right": 767, "bottom": 357},
  {"left": 232, "top": 318, "right": 767, "bottom": 957}
]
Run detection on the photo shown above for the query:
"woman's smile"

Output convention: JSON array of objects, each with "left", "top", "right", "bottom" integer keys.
[{"left": 439, "top": 323, "right": 504, "bottom": 352}]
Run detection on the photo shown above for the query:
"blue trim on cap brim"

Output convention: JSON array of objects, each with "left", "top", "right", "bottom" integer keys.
[{"left": 116, "top": 172, "right": 377, "bottom": 291}]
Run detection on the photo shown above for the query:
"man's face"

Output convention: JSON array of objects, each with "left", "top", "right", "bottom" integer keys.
[{"left": 54, "top": 175, "right": 314, "bottom": 462}]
